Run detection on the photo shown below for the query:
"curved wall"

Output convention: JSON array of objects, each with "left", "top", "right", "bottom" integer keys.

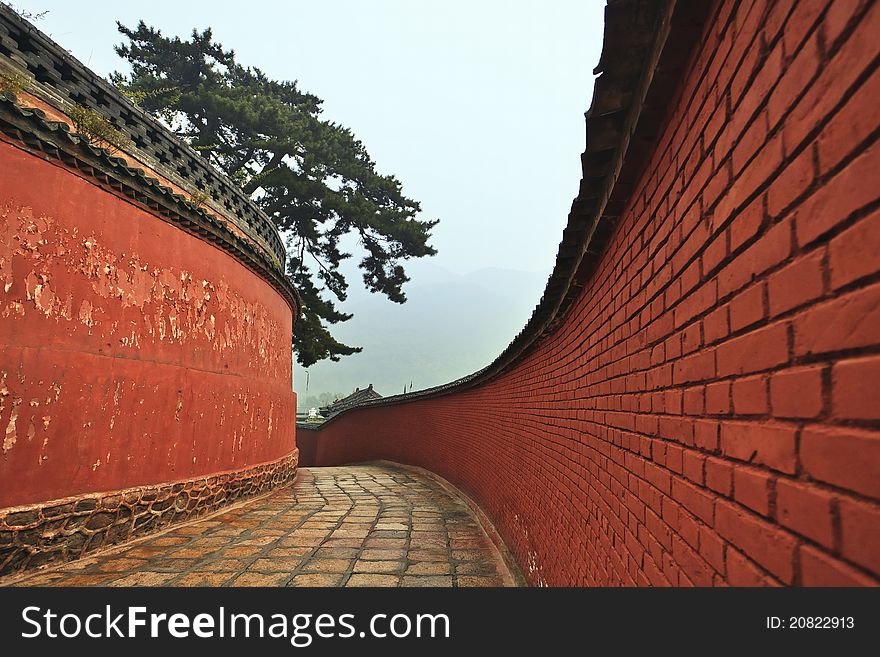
[
  {"left": 0, "top": 141, "right": 296, "bottom": 507},
  {"left": 0, "top": 6, "right": 298, "bottom": 574},
  {"left": 300, "top": 0, "right": 880, "bottom": 587}
]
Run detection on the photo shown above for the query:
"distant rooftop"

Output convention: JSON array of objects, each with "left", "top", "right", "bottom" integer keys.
[{"left": 320, "top": 385, "right": 383, "bottom": 419}]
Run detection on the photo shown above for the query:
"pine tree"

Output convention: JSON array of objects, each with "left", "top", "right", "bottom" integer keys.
[{"left": 112, "top": 22, "right": 438, "bottom": 366}]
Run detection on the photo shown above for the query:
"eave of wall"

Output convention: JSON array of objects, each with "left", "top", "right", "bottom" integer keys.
[
  {"left": 310, "top": 0, "right": 715, "bottom": 427},
  {"left": 0, "top": 4, "right": 300, "bottom": 318},
  {"left": 0, "top": 94, "right": 299, "bottom": 316}
]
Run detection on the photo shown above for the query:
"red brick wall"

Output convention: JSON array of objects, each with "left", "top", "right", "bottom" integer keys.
[{"left": 302, "top": 0, "right": 880, "bottom": 586}]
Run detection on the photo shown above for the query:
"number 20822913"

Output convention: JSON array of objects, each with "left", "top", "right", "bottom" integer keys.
[{"left": 766, "top": 617, "right": 855, "bottom": 629}]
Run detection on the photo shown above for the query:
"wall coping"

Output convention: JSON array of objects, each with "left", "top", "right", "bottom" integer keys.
[
  {"left": 0, "top": 4, "right": 299, "bottom": 315},
  {"left": 0, "top": 94, "right": 300, "bottom": 314}
]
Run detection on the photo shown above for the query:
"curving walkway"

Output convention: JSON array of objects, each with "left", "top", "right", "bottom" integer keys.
[{"left": 3, "top": 464, "right": 515, "bottom": 587}]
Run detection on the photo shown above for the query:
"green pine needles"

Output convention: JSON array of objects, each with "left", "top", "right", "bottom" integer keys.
[{"left": 112, "top": 21, "right": 438, "bottom": 366}]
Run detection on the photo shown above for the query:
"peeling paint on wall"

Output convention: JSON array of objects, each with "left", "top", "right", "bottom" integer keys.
[
  {"left": 0, "top": 142, "right": 296, "bottom": 508},
  {"left": 0, "top": 370, "right": 58, "bottom": 461},
  {"left": 2, "top": 393, "right": 19, "bottom": 455},
  {"left": 2, "top": 202, "right": 288, "bottom": 378}
]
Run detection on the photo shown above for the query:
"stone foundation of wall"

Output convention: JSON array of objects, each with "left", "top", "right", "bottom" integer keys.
[{"left": 0, "top": 450, "right": 297, "bottom": 577}]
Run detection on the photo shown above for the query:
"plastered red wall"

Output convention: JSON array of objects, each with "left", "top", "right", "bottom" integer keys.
[
  {"left": 0, "top": 139, "right": 296, "bottom": 507},
  {"left": 301, "top": 0, "right": 880, "bottom": 586}
]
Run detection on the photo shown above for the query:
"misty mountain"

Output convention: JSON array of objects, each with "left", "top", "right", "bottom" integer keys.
[{"left": 294, "top": 264, "right": 548, "bottom": 408}]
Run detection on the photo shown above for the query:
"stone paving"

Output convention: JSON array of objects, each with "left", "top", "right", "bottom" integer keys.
[{"left": 2, "top": 464, "right": 514, "bottom": 587}]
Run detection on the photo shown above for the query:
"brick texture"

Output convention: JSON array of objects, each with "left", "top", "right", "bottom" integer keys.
[{"left": 299, "top": 0, "right": 880, "bottom": 586}]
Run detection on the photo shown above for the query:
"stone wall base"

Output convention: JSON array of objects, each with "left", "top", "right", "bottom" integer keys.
[{"left": 0, "top": 450, "right": 298, "bottom": 576}]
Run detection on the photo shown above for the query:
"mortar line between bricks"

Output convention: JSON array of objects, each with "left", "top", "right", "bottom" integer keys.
[
  {"left": 157, "top": 488, "right": 321, "bottom": 586},
  {"left": 375, "top": 472, "right": 407, "bottom": 587},
  {"left": 327, "top": 472, "right": 369, "bottom": 588},
  {"left": 282, "top": 473, "right": 355, "bottom": 586},
  {"left": 215, "top": 495, "right": 319, "bottom": 586}
]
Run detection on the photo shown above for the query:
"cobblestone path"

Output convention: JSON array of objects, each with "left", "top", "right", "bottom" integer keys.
[{"left": 3, "top": 464, "right": 515, "bottom": 587}]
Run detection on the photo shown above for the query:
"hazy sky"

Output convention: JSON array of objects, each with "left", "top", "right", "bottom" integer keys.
[{"left": 13, "top": 0, "right": 607, "bottom": 396}]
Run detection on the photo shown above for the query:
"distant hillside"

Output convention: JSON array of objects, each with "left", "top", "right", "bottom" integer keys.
[{"left": 294, "top": 264, "right": 548, "bottom": 409}]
